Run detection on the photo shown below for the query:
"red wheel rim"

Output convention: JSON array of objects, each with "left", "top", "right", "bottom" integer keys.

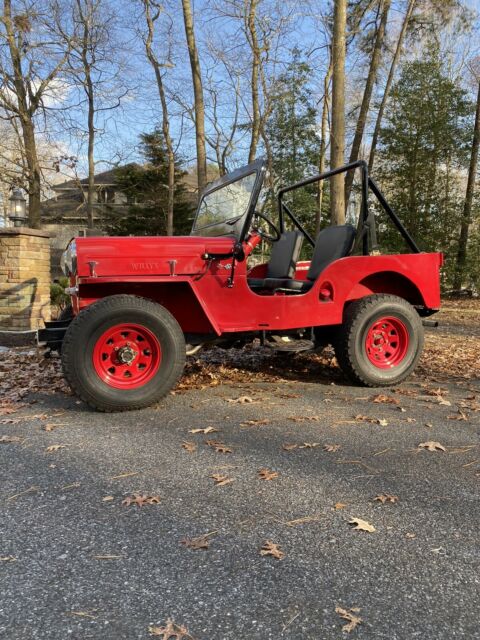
[
  {"left": 365, "top": 316, "right": 409, "bottom": 369},
  {"left": 92, "top": 323, "right": 161, "bottom": 389}
]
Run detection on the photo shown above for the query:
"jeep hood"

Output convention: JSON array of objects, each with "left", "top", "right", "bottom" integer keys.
[{"left": 75, "top": 235, "right": 235, "bottom": 278}]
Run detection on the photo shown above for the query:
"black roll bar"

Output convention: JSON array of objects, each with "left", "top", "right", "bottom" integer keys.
[{"left": 277, "top": 159, "right": 420, "bottom": 254}]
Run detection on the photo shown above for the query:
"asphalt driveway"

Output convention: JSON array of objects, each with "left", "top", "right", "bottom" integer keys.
[{"left": 0, "top": 321, "right": 479, "bottom": 639}]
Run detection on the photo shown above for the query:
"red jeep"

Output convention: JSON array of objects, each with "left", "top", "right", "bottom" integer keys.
[{"left": 41, "top": 159, "right": 442, "bottom": 411}]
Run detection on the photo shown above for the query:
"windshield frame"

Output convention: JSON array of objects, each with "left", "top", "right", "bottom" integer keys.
[{"left": 190, "top": 158, "right": 266, "bottom": 240}]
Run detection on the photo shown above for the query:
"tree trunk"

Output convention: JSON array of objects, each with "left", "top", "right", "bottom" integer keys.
[
  {"left": 143, "top": 0, "right": 176, "bottom": 235},
  {"left": 368, "top": 0, "right": 416, "bottom": 173},
  {"left": 330, "top": 0, "right": 347, "bottom": 225},
  {"left": 247, "top": 0, "right": 261, "bottom": 163},
  {"left": 21, "top": 117, "right": 41, "bottom": 228},
  {"left": 453, "top": 79, "right": 480, "bottom": 289},
  {"left": 85, "top": 75, "right": 95, "bottom": 229},
  {"left": 345, "top": 0, "right": 390, "bottom": 204},
  {"left": 3, "top": 0, "right": 41, "bottom": 227},
  {"left": 315, "top": 59, "right": 332, "bottom": 235},
  {"left": 181, "top": 0, "right": 207, "bottom": 194}
]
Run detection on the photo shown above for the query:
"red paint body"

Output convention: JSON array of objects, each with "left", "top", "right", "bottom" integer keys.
[{"left": 71, "top": 235, "right": 442, "bottom": 336}]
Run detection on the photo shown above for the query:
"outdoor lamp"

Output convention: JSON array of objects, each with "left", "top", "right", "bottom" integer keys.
[{"left": 8, "top": 188, "right": 27, "bottom": 227}]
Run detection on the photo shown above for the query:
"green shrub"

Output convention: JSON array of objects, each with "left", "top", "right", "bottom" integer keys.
[{"left": 50, "top": 277, "right": 70, "bottom": 312}]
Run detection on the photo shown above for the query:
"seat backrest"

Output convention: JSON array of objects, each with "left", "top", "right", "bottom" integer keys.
[
  {"left": 307, "top": 224, "right": 356, "bottom": 281},
  {"left": 266, "top": 231, "right": 304, "bottom": 279}
]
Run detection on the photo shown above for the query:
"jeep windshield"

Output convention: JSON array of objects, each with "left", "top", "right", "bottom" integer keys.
[{"left": 191, "top": 159, "right": 265, "bottom": 238}]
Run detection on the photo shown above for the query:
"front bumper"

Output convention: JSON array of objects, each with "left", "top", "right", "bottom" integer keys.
[{"left": 37, "top": 319, "right": 71, "bottom": 353}]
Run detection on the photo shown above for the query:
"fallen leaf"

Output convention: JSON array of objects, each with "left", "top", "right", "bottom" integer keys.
[
  {"left": 335, "top": 606, "right": 362, "bottom": 633},
  {"left": 148, "top": 619, "right": 190, "bottom": 639},
  {"left": 260, "top": 541, "right": 284, "bottom": 560},
  {"left": 69, "top": 611, "right": 97, "bottom": 619},
  {"left": 0, "top": 417, "right": 23, "bottom": 424},
  {"left": 241, "top": 419, "right": 270, "bottom": 427},
  {"left": 189, "top": 427, "right": 218, "bottom": 434},
  {"left": 180, "top": 535, "right": 211, "bottom": 550},
  {"left": 182, "top": 441, "right": 197, "bottom": 453},
  {"left": 93, "top": 554, "right": 124, "bottom": 560},
  {"left": 102, "top": 496, "right": 114, "bottom": 502},
  {"left": 288, "top": 415, "right": 319, "bottom": 422},
  {"left": 258, "top": 468, "right": 278, "bottom": 481},
  {"left": 226, "top": 396, "right": 254, "bottom": 404},
  {"left": 45, "top": 444, "right": 67, "bottom": 452},
  {"left": 285, "top": 514, "right": 322, "bottom": 526},
  {"left": 448, "top": 410, "right": 468, "bottom": 421},
  {"left": 377, "top": 418, "right": 389, "bottom": 427},
  {"left": 405, "top": 532, "right": 416, "bottom": 539},
  {"left": 0, "top": 435, "right": 23, "bottom": 443},
  {"left": 418, "top": 441, "right": 446, "bottom": 452},
  {"left": 334, "top": 502, "right": 347, "bottom": 510},
  {"left": 122, "top": 494, "right": 161, "bottom": 507},
  {"left": 43, "top": 423, "right": 66, "bottom": 432},
  {"left": 348, "top": 518, "right": 376, "bottom": 532},
  {"left": 205, "top": 440, "right": 232, "bottom": 454},
  {"left": 210, "top": 473, "right": 233, "bottom": 486},
  {"left": 374, "top": 494, "right": 398, "bottom": 504},
  {"left": 282, "top": 443, "right": 298, "bottom": 451},
  {"left": 299, "top": 442, "right": 320, "bottom": 449},
  {"left": 323, "top": 444, "right": 341, "bottom": 452},
  {"left": 0, "top": 555, "right": 16, "bottom": 562},
  {"left": 372, "top": 394, "right": 399, "bottom": 405}
]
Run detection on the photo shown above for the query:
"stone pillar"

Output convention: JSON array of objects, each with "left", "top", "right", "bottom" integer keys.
[{"left": 0, "top": 228, "right": 51, "bottom": 331}]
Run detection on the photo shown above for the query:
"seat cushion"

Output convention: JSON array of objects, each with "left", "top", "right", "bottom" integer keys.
[
  {"left": 307, "top": 224, "right": 356, "bottom": 281},
  {"left": 266, "top": 231, "right": 303, "bottom": 279}
]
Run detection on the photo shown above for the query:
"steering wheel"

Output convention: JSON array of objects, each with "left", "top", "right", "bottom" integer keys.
[{"left": 251, "top": 211, "right": 281, "bottom": 242}]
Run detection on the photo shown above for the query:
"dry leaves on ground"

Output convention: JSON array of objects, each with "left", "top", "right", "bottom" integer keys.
[
  {"left": 0, "top": 435, "right": 23, "bottom": 444},
  {"left": 299, "top": 442, "right": 321, "bottom": 449},
  {"left": 45, "top": 444, "right": 68, "bottom": 452},
  {"left": 418, "top": 441, "right": 446, "bottom": 452},
  {"left": 188, "top": 427, "right": 218, "bottom": 434},
  {"left": 348, "top": 518, "right": 376, "bottom": 533},
  {"left": 374, "top": 494, "right": 399, "bottom": 504},
  {"left": 335, "top": 502, "right": 347, "bottom": 510},
  {"left": 226, "top": 396, "right": 255, "bottom": 404},
  {"left": 180, "top": 535, "right": 211, "bottom": 551},
  {"left": 210, "top": 473, "right": 233, "bottom": 486},
  {"left": 0, "top": 555, "right": 17, "bottom": 562},
  {"left": 260, "top": 541, "right": 285, "bottom": 560},
  {"left": 282, "top": 443, "right": 298, "bottom": 451},
  {"left": 355, "top": 415, "right": 388, "bottom": 426},
  {"left": 258, "top": 468, "right": 278, "bottom": 481},
  {"left": 241, "top": 419, "right": 270, "bottom": 427},
  {"left": 148, "top": 619, "right": 192, "bottom": 639},
  {"left": 371, "top": 394, "right": 399, "bottom": 405},
  {"left": 205, "top": 440, "right": 232, "bottom": 454},
  {"left": 323, "top": 444, "right": 341, "bottom": 452},
  {"left": 122, "top": 494, "right": 161, "bottom": 507},
  {"left": 182, "top": 441, "right": 197, "bottom": 453},
  {"left": 335, "top": 606, "right": 362, "bottom": 633}
]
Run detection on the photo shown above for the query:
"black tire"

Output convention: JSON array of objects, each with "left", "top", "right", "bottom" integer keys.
[
  {"left": 334, "top": 294, "right": 424, "bottom": 387},
  {"left": 61, "top": 295, "right": 186, "bottom": 411}
]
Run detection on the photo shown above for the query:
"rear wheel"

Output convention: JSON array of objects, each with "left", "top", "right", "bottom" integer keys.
[
  {"left": 334, "top": 294, "right": 424, "bottom": 387},
  {"left": 62, "top": 295, "right": 185, "bottom": 411}
]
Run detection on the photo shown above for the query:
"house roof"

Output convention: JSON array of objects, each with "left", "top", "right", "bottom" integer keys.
[{"left": 52, "top": 164, "right": 141, "bottom": 191}]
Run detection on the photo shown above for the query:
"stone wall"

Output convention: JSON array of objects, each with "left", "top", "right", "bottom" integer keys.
[{"left": 0, "top": 228, "right": 51, "bottom": 331}]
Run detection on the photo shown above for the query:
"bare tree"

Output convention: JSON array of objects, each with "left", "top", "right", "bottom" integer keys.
[
  {"left": 0, "top": 0, "right": 69, "bottom": 227},
  {"left": 315, "top": 56, "right": 332, "bottom": 235},
  {"left": 181, "top": 0, "right": 207, "bottom": 194},
  {"left": 141, "top": 0, "right": 176, "bottom": 234},
  {"left": 368, "top": 0, "right": 416, "bottom": 172},
  {"left": 245, "top": 0, "right": 261, "bottom": 163},
  {"left": 330, "top": 0, "right": 347, "bottom": 225},
  {"left": 345, "top": 0, "right": 391, "bottom": 203},
  {"left": 454, "top": 75, "right": 480, "bottom": 289}
]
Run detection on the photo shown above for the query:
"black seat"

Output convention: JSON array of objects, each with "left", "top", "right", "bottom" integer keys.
[
  {"left": 248, "top": 231, "right": 303, "bottom": 289},
  {"left": 250, "top": 224, "right": 356, "bottom": 293}
]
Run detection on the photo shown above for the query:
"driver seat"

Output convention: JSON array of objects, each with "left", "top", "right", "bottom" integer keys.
[
  {"left": 249, "top": 224, "right": 356, "bottom": 293},
  {"left": 248, "top": 231, "right": 304, "bottom": 289}
]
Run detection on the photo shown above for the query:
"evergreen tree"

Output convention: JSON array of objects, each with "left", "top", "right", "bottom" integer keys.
[
  {"left": 264, "top": 50, "right": 320, "bottom": 237},
  {"left": 105, "top": 129, "right": 193, "bottom": 236},
  {"left": 375, "top": 48, "right": 473, "bottom": 284}
]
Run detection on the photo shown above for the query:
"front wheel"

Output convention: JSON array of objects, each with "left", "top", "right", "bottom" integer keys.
[
  {"left": 62, "top": 295, "right": 186, "bottom": 411},
  {"left": 334, "top": 294, "right": 424, "bottom": 387}
]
